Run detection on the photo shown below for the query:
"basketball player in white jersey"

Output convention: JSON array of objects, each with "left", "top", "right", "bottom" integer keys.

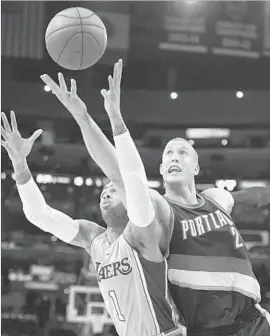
[
  {"left": 41, "top": 59, "right": 270, "bottom": 336},
  {"left": 1, "top": 116, "right": 183, "bottom": 334}
]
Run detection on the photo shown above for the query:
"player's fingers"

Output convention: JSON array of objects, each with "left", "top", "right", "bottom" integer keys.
[
  {"left": 1, "top": 126, "right": 8, "bottom": 140},
  {"left": 58, "top": 72, "right": 68, "bottom": 91},
  {"left": 10, "top": 110, "right": 18, "bottom": 131},
  {"left": 113, "top": 61, "right": 118, "bottom": 81},
  {"left": 70, "top": 79, "right": 77, "bottom": 95},
  {"left": 29, "top": 129, "right": 43, "bottom": 145},
  {"left": 40, "top": 74, "right": 60, "bottom": 95},
  {"left": 108, "top": 75, "right": 115, "bottom": 92},
  {"left": 1, "top": 112, "right": 11, "bottom": 133},
  {"left": 114, "top": 63, "right": 120, "bottom": 89},
  {"left": 1, "top": 140, "right": 7, "bottom": 149},
  {"left": 115, "top": 59, "right": 122, "bottom": 88},
  {"left": 100, "top": 89, "right": 108, "bottom": 99},
  {"left": 118, "top": 59, "right": 123, "bottom": 84}
]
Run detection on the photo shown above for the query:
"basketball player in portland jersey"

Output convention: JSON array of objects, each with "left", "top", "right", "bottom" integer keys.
[
  {"left": 41, "top": 60, "right": 270, "bottom": 335},
  {"left": 1, "top": 97, "right": 184, "bottom": 334}
]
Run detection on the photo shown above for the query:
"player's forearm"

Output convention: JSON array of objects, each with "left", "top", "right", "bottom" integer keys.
[
  {"left": 108, "top": 110, "right": 128, "bottom": 137},
  {"left": 111, "top": 115, "right": 144, "bottom": 175},
  {"left": 111, "top": 114, "right": 155, "bottom": 227},
  {"left": 77, "top": 113, "right": 125, "bottom": 183},
  {"left": 13, "top": 159, "right": 47, "bottom": 212},
  {"left": 231, "top": 187, "right": 270, "bottom": 215},
  {"left": 14, "top": 161, "right": 79, "bottom": 242}
]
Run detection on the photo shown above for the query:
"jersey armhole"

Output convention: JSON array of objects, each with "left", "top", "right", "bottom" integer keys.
[
  {"left": 89, "top": 230, "right": 105, "bottom": 256},
  {"left": 164, "top": 205, "right": 175, "bottom": 259}
]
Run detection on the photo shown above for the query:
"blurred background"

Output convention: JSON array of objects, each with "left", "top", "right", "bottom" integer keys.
[{"left": 1, "top": 1, "right": 270, "bottom": 336}]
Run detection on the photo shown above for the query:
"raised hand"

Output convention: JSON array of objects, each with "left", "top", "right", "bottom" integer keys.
[
  {"left": 101, "top": 59, "right": 123, "bottom": 117},
  {"left": 40, "top": 73, "right": 87, "bottom": 123},
  {"left": 1, "top": 111, "right": 42, "bottom": 164}
]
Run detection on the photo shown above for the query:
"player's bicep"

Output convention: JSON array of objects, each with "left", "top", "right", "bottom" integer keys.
[{"left": 71, "top": 219, "right": 105, "bottom": 252}]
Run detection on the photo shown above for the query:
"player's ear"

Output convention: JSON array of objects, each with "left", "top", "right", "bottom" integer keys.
[
  {"left": 160, "top": 163, "right": 164, "bottom": 176},
  {"left": 194, "top": 164, "right": 200, "bottom": 176}
]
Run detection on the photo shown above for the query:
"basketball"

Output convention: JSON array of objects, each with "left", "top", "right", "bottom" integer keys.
[{"left": 45, "top": 7, "right": 107, "bottom": 70}]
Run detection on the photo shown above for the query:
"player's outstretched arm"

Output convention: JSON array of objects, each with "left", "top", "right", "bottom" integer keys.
[
  {"left": 1, "top": 111, "right": 104, "bottom": 251},
  {"left": 102, "top": 60, "right": 173, "bottom": 254},
  {"left": 40, "top": 72, "right": 126, "bottom": 207},
  {"left": 102, "top": 59, "right": 156, "bottom": 231},
  {"left": 230, "top": 187, "right": 270, "bottom": 216},
  {"left": 202, "top": 186, "right": 270, "bottom": 217}
]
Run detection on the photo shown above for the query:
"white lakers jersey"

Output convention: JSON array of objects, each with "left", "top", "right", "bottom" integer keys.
[{"left": 90, "top": 231, "right": 183, "bottom": 336}]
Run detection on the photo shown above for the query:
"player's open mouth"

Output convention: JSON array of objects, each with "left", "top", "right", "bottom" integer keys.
[
  {"left": 168, "top": 166, "right": 182, "bottom": 173},
  {"left": 101, "top": 201, "right": 110, "bottom": 207}
]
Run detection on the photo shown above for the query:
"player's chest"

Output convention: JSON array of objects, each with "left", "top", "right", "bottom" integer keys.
[
  {"left": 94, "top": 243, "right": 133, "bottom": 283},
  {"left": 173, "top": 207, "right": 235, "bottom": 240}
]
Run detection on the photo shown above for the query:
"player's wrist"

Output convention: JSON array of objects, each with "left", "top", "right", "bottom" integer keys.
[
  {"left": 13, "top": 159, "right": 32, "bottom": 185},
  {"left": 12, "top": 157, "right": 27, "bottom": 169},
  {"left": 112, "top": 123, "right": 128, "bottom": 137},
  {"left": 109, "top": 112, "right": 127, "bottom": 137},
  {"left": 76, "top": 110, "right": 91, "bottom": 127}
]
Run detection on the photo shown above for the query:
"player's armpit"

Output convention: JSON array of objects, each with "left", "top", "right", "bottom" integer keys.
[
  {"left": 72, "top": 219, "right": 105, "bottom": 252},
  {"left": 123, "top": 189, "right": 168, "bottom": 260},
  {"left": 123, "top": 217, "right": 164, "bottom": 262}
]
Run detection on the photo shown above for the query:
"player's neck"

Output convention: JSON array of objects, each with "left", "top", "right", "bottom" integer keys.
[
  {"left": 106, "top": 226, "right": 124, "bottom": 244},
  {"left": 165, "top": 181, "right": 198, "bottom": 205}
]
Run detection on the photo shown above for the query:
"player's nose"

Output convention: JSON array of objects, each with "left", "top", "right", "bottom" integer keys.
[{"left": 171, "top": 156, "right": 179, "bottom": 163}]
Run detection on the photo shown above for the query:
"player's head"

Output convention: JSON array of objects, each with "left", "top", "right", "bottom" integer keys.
[
  {"left": 160, "top": 138, "right": 199, "bottom": 185},
  {"left": 99, "top": 181, "right": 127, "bottom": 227}
]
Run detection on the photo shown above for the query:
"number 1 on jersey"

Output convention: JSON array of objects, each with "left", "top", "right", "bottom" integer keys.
[{"left": 108, "top": 290, "right": 125, "bottom": 322}]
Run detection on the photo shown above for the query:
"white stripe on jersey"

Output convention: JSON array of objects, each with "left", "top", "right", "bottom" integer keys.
[
  {"left": 255, "top": 304, "right": 270, "bottom": 326},
  {"left": 164, "top": 259, "right": 178, "bottom": 326},
  {"left": 133, "top": 250, "right": 161, "bottom": 334},
  {"left": 169, "top": 269, "right": 261, "bottom": 302},
  {"left": 165, "top": 258, "right": 168, "bottom": 301}
]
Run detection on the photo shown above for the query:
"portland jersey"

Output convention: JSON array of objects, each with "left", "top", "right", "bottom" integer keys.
[
  {"left": 165, "top": 194, "right": 261, "bottom": 330},
  {"left": 90, "top": 231, "right": 184, "bottom": 336}
]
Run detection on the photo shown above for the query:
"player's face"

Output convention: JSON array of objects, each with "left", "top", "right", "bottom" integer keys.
[
  {"left": 99, "top": 183, "right": 122, "bottom": 213},
  {"left": 160, "top": 139, "right": 199, "bottom": 184}
]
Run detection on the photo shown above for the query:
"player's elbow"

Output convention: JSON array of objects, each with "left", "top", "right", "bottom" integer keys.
[
  {"left": 128, "top": 205, "right": 156, "bottom": 228},
  {"left": 22, "top": 207, "right": 49, "bottom": 232}
]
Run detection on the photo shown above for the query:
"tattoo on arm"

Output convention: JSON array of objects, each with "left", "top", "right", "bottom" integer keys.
[{"left": 112, "top": 123, "right": 128, "bottom": 137}]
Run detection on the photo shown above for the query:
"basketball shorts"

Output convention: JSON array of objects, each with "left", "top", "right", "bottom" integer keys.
[{"left": 188, "top": 304, "right": 270, "bottom": 336}]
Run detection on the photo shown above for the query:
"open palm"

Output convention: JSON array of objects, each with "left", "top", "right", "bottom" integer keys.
[
  {"left": 1, "top": 111, "right": 42, "bottom": 164},
  {"left": 40, "top": 73, "right": 87, "bottom": 122}
]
